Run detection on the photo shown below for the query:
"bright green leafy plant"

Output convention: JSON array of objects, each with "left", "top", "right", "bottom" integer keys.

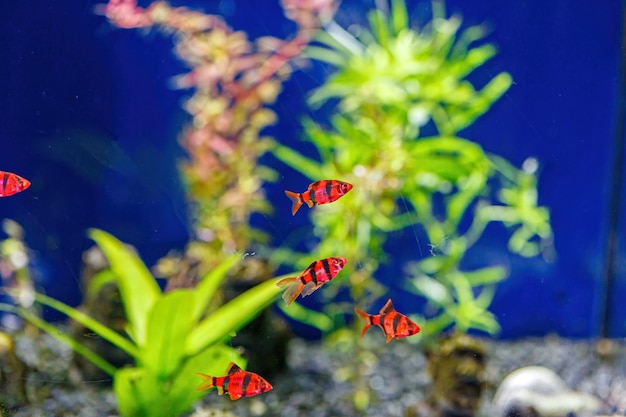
[
  {"left": 271, "top": 0, "right": 532, "bottom": 336},
  {"left": 406, "top": 152, "right": 553, "bottom": 344},
  {"left": 0, "top": 229, "right": 284, "bottom": 417},
  {"left": 271, "top": 0, "right": 553, "bottom": 411}
]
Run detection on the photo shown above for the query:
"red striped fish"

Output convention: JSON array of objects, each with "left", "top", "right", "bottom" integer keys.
[
  {"left": 355, "top": 299, "right": 420, "bottom": 343},
  {"left": 0, "top": 171, "right": 30, "bottom": 197},
  {"left": 284, "top": 180, "right": 352, "bottom": 215},
  {"left": 277, "top": 257, "right": 347, "bottom": 305},
  {"left": 195, "top": 362, "right": 272, "bottom": 400}
]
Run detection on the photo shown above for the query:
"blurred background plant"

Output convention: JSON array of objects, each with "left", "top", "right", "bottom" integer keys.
[
  {"left": 0, "top": 220, "right": 33, "bottom": 415},
  {"left": 271, "top": 0, "right": 553, "bottom": 412},
  {"left": 101, "top": 0, "right": 339, "bottom": 375}
]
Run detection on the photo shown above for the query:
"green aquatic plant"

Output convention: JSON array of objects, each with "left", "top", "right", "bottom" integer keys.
[
  {"left": 272, "top": 0, "right": 526, "bottom": 337},
  {"left": 271, "top": 0, "right": 552, "bottom": 409},
  {"left": 100, "top": 0, "right": 338, "bottom": 377},
  {"left": 407, "top": 152, "right": 553, "bottom": 344},
  {"left": 0, "top": 229, "right": 285, "bottom": 417}
]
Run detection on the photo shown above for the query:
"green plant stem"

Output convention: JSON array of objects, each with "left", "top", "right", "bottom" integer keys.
[
  {"left": 0, "top": 303, "right": 117, "bottom": 376},
  {"left": 33, "top": 292, "right": 139, "bottom": 357}
]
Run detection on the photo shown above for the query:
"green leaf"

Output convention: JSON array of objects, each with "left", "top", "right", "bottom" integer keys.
[
  {"left": 192, "top": 254, "right": 241, "bottom": 322},
  {"left": 89, "top": 229, "right": 161, "bottom": 347},
  {"left": 447, "top": 172, "right": 487, "bottom": 225},
  {"left": 114, "top": 368, "right": 162, "bottom": 417},
  {"left": 452, "top": 44, "right": 496, "bottom": 79},
  {"left": 313, "top": 27, "right": 359, "bottom": 57},
  {"left": 463, "top": 266, "right": 508, "bottom": 286},
  {"left": 450, "top": 72, "right": 513, "bottom": 132},
  {"left": 415, "top": 256, "right": 446, "bottom": 275},
  {"left": 409, "top": 274, "right": 449, "bottom": 305},
  {"left": 271, "top": 145, "right": 326, "bottom": 180},
  {"left": 185, "top": 277, "right": 284, "bottom": 356},
  {"left": 33, "top": 292, "right": 138, "bottom": 358},
  {"left": 304, "top": 46, "right": 347, "bottom": 67},
  {"left": 470, "top": 309, "right": 501, "bottom": 335},
  {"left": 277, "top": 301, "right": 334, "bottom": 333},
  {"left": 143, "top": 290, "right": 197, "bottom": 379},
  {"left": 390, "top": 0, "right": 408, "bottom": 35},
  {"left": 368, "top": 9, "right": 390, "bottom": 46},
  {"left": 0, "top": 302, "right": 117, "bottom": 377},
  {"left": 308, "top": 83, "right": 355, "bottom": 108},
  {"left": 418, "top": 312, "right": 454, "bottom": 340},
  {"left": 86, "top": 270, "right": 117, "bottom": 299}
]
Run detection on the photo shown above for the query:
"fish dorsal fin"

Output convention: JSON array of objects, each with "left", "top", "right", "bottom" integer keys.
[
  {"left": 380, "top": 299, "right": 395, "bottom": 315},
  {"left": 226, "top": 362, "right": 244, "bottom": 375}
]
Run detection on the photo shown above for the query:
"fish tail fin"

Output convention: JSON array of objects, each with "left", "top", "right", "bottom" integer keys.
[
  {"left": 354, "top": 307, "right": 372, "bottom": 337},
  {"left": 284, "top": 190, "right": 303, "bottom": 215},
  {"left": 276, "top": 277, "right": 303, "bottom": 305},
  {"left": 195, "top": 373, "right": 217, "bottom": 392}
]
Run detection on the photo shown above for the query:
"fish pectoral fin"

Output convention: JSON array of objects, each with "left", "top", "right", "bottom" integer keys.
[
  {"left": 300, "top": 281, "right": 319, "bottom": 297},
  {"left": 278, "top": 279, "right": 304, "bottom": 305},
  {"left": 386, "top": 334, "right": 393, "bottom": 343}
]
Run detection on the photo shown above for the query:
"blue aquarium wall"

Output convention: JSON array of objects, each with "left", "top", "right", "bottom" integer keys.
[{"left": 0, "top": 0, "right": 623, "bottom": 338}]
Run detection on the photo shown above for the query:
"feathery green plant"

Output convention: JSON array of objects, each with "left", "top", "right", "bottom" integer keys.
[
  {"left": 271, "top": 0, "right": 552, "bottom": 345},
  {"left": 0, "top": 229, "right": 285, "bottom": 417}
]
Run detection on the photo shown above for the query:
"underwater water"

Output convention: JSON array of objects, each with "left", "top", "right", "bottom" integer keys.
[{"left": 0, "top": 0, "right": 625, "bottom": 416}]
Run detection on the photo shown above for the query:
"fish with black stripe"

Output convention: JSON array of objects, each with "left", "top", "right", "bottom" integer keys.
[
  {"left": 276, "top": 257, "right": 348, "bottom": 305},
  {"left": 284, "top": 180, "right": 352, "bottom": 215},
  {"left": 0, "top": 171, "right": 30, "bottom": 197},
  {"left": 355, "top": 299, "right": 421, "bottom": 343},
  {"left": 195, "top": 362, "right": 272, "bottom": 400}
]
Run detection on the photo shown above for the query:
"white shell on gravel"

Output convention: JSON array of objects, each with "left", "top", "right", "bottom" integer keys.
[{"left": 492, "top": 366, "right": 602, "bottom": 417}]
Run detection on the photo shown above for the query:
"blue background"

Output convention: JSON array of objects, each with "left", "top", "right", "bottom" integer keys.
[{"left": 0, "top": 0, "right": 623, "bottom": 338}]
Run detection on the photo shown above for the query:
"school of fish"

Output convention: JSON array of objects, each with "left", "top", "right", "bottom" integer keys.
[
  {"left": 0, "top": 170, "right": 419, "bottom": 399},
  {"left": 193, "top": 179, "right": 421, "bottom": 399}
]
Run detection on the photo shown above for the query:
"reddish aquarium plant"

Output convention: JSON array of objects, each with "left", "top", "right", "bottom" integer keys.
[{"left": 101, "top": 0, "right": 337, "bottom": 289}]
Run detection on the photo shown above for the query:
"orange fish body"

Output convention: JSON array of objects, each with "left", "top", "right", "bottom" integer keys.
[
  {"left": 195, "top": 362, "right": 272, "bottom": 400},
  {"left": 276, "top": 257, "right": 347, "bottom": 305},
  {"left": 284, "top": 180, "right": 352, "bottom": 215},
  {"left": 0, "top": 171, "right": 30, "bottom": 197},
  {"left": 355, "top": 299, "right": 420, "bottom": 343}
]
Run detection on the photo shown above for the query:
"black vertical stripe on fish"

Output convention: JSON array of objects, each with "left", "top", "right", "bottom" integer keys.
[
  {"left": 2, "top": 172, "right": 8, "bottom": 192},
  {"left": 325, "top": 180, "right": 333, "bottom": 198},
  {"left": 241, "top": 372, "right": 252, "bottom": 393},
  {"left": 321, "top": 258, "right": 332, "bottom": 280},
  {"left": 309, "top": 186, "right": 317, "bottom": 204},
  {"left": 223, "top": 377, "right": 230, "bottom": 393},
  {"left": 391, "top": 313, "right": 402, "bottom": 334},
  {"left": 309, "top": 264, "right": 317, "bottom": 284}
]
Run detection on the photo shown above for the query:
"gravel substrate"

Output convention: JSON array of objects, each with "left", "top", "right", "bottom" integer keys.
[{"left": 10, "top": 335, "right": 626, "bottom": 417}]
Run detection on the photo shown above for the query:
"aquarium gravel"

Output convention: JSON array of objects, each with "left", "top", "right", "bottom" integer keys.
[{"left": 11, "top": 336, "right": 626, "bottom": 417}]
